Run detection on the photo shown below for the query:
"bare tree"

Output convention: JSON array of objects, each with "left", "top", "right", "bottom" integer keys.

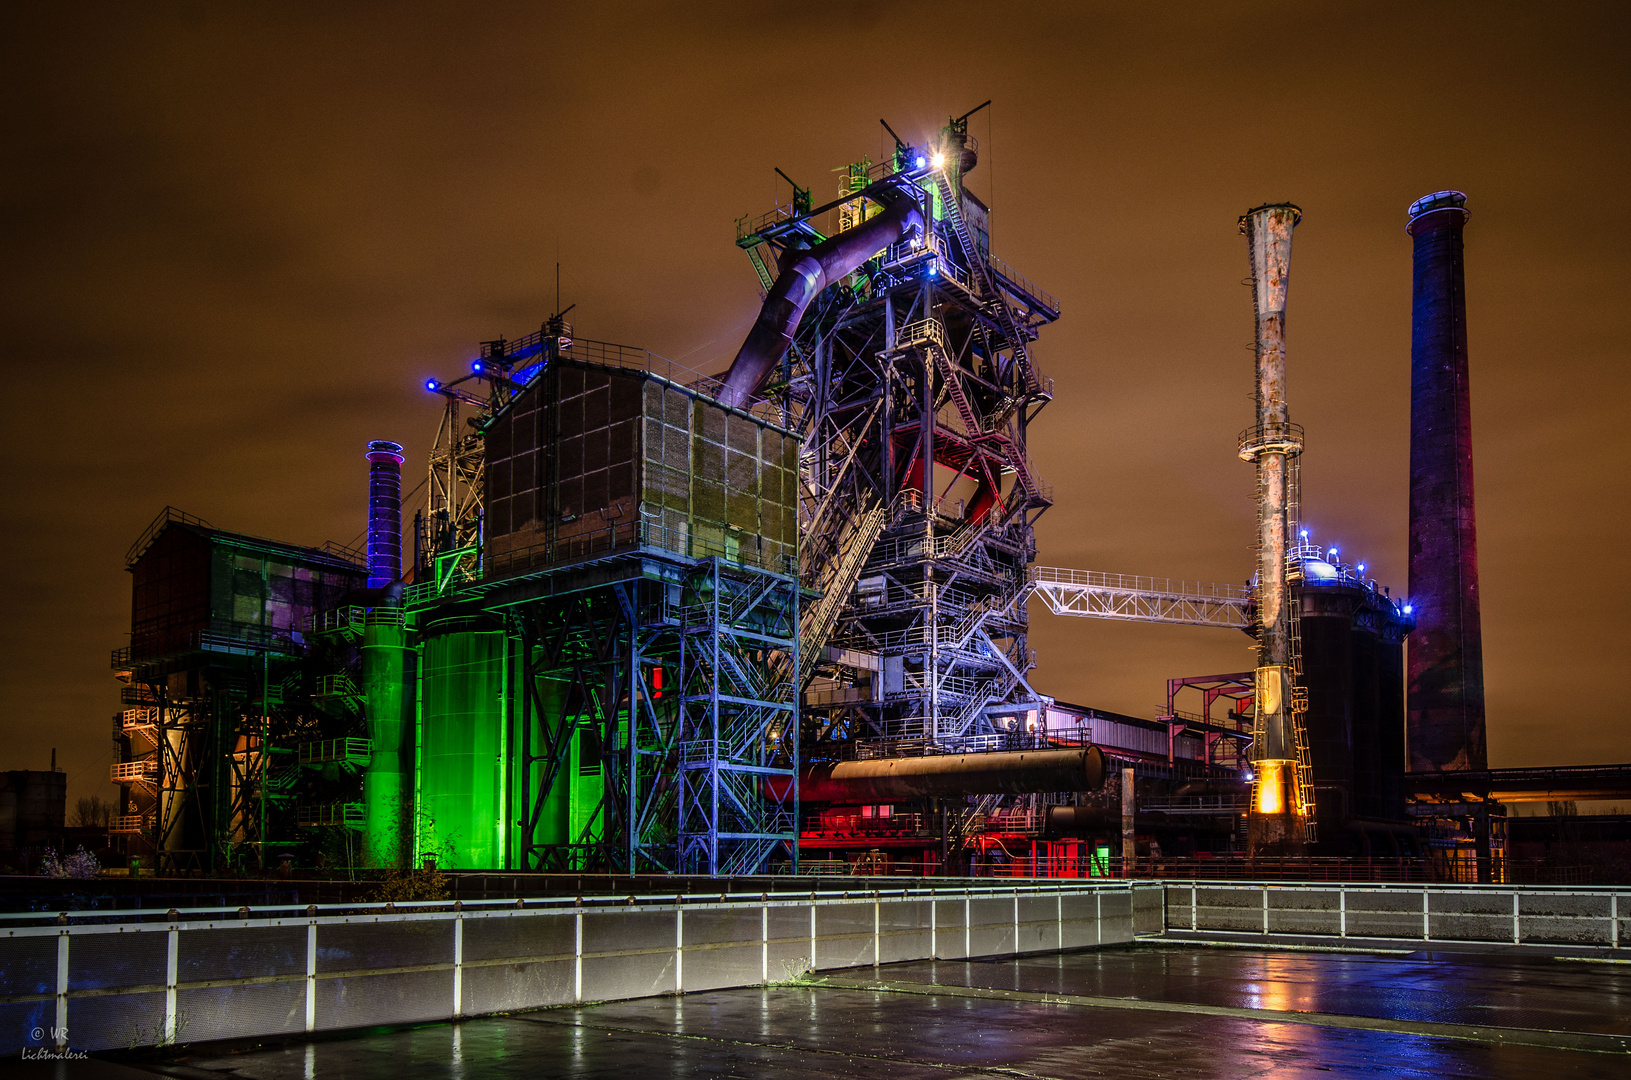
[{"left": 72, "top": 795, "right": 113, "bottom": 829}]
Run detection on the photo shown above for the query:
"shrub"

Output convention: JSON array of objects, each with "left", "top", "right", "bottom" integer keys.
[{"left": 40, "top": 846, "right": 101, "bottom": 879}]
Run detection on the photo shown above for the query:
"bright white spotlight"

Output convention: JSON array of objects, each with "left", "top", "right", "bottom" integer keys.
[{"left": 931, "top": 151, "right": 946, "bottom": 169}]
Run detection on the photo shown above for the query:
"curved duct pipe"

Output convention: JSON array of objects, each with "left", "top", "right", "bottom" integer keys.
[
  {"left": 718, "top": 193, "right": 925, "bottom": 409},
  {"left": 771, "top": 746, "right": 1106, "bottom": 804}
]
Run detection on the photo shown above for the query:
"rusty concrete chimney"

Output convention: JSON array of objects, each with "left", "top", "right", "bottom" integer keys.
[
  {"left": 1238, "top": 203, "right": 1311, "bottom": 854},
  {"left": 1406, "top": 191, "right": 1486, "bottom": 773}
]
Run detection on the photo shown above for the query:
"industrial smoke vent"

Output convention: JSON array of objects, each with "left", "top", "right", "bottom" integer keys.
[
  {"left": 366, "top": 440, "right": 405, "bottom": 589},
  {"left": 1405, "top": 189, "right": 1486, "bottom": 772},
  {"left": 1237, "top": 202, "right": 1313, "bottom": 853}
]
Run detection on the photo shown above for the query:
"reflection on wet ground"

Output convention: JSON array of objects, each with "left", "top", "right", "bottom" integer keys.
[{"left": 121, "top": 945, "right": 1629, "bottom": 1079}]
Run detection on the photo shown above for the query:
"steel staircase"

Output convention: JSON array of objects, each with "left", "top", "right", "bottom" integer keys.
[{"left": 798, "top": 493, "right": 889, "bottom": 688}]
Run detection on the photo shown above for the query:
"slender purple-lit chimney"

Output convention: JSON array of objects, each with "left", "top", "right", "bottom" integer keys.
[
  {"left": 366, "top": 440, "right": 405, "bottom": 589},
  {"left": 1406, "top": 191, "right": 1486, "bottom": 772}
]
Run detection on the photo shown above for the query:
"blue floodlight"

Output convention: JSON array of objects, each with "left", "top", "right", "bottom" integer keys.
[
  {"left": 424, "top": 378, "right": 440, "bottom": 392},
  {"left": 914, "top": 155, "right": 926, "bottom": 168},
  {"left": 1357, "top": 563, "right": 1365, "bottom": 574},
  {"left": 1300, "top": 529, "right": 1309, "bottom": 539},
  {"left": 1328, "top": 547, "right": 1339, "bottom": 558},
  {"left": 1403, "top": 604, "right": 1413, "bottom": 614},
  {"left": 928, "top": 263, "right": 939, "bottom": 277},
  {"left": 472, "top": 360, "right": 484, "bottom": 373}
]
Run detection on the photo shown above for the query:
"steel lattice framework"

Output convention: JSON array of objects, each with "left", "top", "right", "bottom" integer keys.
[{"left": 737, "top": 117, "right": 1061, "bottom": 756}]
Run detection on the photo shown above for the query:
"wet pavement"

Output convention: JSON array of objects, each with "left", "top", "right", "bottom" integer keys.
[{"left": 90, "top": 944, "right": 1631, "bottom": 1078}]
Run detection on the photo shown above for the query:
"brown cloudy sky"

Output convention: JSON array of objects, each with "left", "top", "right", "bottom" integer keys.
[{"left": 3, "top": 2, "right": 1628, "bottom": 803}]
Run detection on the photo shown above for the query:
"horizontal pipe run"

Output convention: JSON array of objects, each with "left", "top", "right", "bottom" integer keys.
[{"left": 784, "top": 746, "right": 1107, "bottom": 804}]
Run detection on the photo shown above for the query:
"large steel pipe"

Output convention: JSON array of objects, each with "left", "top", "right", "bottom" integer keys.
[
  {"left": 788, "top": 746, "right": 1106, "bottom": 804},
  {"left": 718, "top": 193, "right": 925, "bottom": 408}
]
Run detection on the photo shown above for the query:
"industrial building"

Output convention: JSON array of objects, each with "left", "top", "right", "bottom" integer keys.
[{"left": 103, "top": 113, "right": 1611, "bottom": 883}]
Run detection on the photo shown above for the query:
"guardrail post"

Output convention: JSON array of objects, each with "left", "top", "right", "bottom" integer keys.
[
  {"left": 930, "top": 891, "right": 938, "bottom": 958},
  {"left": 1512, "top": 892, "right": 1521, "bottom": 945},
  {"left": 305, "top": 919, "right": 317, "bottom": 1032},
  {"left": 964, "top": 889, "right": 971, "bottom": 957},
  {"left": 55, "top": 930, "right": 68, "bottom": 1050},
  {"left": 1191, "top": 884, "right": 1198, "bottom": 932},
  {"left": 761, "top": 903, "right": 769, "bottom": 983},
  {"left": 573, "top": 907, "right": 583, "bottom": 1003},
  {"left": 676, "top": 903, "right": 684, "bottom": 994},
  {"left": 164, "top": 925, "right": 178, "bottom": 1044},
  {"left": 1613, "top": 894, "right": 1620, "bottom": 949},
  {"left": 1339, "top": 888, "right": 1346, "bottom": 938},
  {"left": 1262, "top": 886, "right": 1269, "bottom": 935},
  {"left": 453, "top": 912, "right": 464, "bottom": 1018},
  {"left": 1422, "top": 890, "right": 1431, "bottom": 941}
]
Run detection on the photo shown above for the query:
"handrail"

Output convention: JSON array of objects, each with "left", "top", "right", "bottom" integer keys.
[{"left": 1030, "top": 566, "right": 1251, "bottom": 602}]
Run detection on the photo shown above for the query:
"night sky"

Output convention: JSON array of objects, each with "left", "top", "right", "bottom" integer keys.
[{"left": 4, "top": 4, "right": 1628, "bottom": 805}]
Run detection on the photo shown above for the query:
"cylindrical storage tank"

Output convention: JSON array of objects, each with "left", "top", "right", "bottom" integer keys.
[
  {"left": 1297, "top": 580, "right": 1413, "bottom": 844},
  {"left": 362, "top": 608, "right": 414, "bottom": 868},
  {"left": 1297, "top": 584, "right": 1357, "bottom": 831},
  {"left": 416, "top": 620, "right": 508, "bottom": 868}
]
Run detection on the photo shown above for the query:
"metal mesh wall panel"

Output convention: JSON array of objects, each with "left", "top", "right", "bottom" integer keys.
[
  {"left": 1017, "top": 895, "right": 1060, "bottom": 954},
  {"left": 967, "top": 897, "right": 1016, "bottom": 957},
  {"left": 933, "top": 898, "right": 971, "bottom": 959},
  {"left": 813, "top": 901, "right": 875, "bottom": 969},
  {"left": 1099, "top": 890, "right": 1136, "bottom": 942},
  {"left": 179, "top": 925, "right": 305, "bottom": 982},
  {"left": 68, "top": 931, "right": 165, "bottom": 991},
  {"left": 1520, "top": 893, "right": 1614, "bottom": 945},
  {"left": 315, "top": 920, "right": 453, "bottom": 974},
  {"left": 0, "top": 935, "right": 57, "bottom": 996},
  {"left": 461, "top": 957, "right": 572, "bottom": 1015},
  {"left": 581, "top": 949, "right": 676, "bottom": 1003},
  {"left": 765, "top": 905, "right": 814, "bottom": 980},
  {"left": 1342, "top": 892, "right": 1424, "bottom": 938},
  {"left": 176, "top": 983, "right": 305, "bottom": 1043},
  {"left": 1264, "top": 889, "right": 1341, "bottom": 936},
  {"left": 581, "top": 909, "right": 670, "bottom": 955},
  {"left": 1194, "top": 888, "right": 1265, "bottom": 933},
  {"left": 1132, "top": 885, "right": 1165, "bottom": 935},
  {"left": 316, "top": 970, "right": 452, "bottom": 1031},
  {"left": 1061, "top": 892, "right": 1103, "bottom": 949},
  {"left": 461, "top": 914, "right": 574, "bottom": 963},
  {"left": 878, "top": 900, "right": 932, "bottom": 963},
  {"left": 682, "top": 909, "right": 761, "bottom": 993},
  {"left": 2, "top": 1003, "right": 56, "bottom": 1056},
  {"left": 69, "top": 989, "right": 165, "bottom": 1052}
]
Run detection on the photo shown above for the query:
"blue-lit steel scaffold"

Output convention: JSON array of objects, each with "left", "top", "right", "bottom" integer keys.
[{"left": 678, "top": 557, "right": 799, "bottom": 875}]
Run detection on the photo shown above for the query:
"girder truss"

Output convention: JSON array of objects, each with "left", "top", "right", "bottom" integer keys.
[{"left": 1027, "top": 567, "right": 1251, "bottom": 629}]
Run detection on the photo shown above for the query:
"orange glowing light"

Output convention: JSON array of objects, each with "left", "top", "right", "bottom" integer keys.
[{"left": 1254, "top": 759, "right": 1293, "bottom": 816}]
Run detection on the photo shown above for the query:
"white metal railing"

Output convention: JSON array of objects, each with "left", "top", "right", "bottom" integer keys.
[
  {"left": 1028, "top": 566, "right": 1251, "bottom": 630},
  {"left": 120, "top": 707, "right": 159, "bottom": 729},
  {"left": 1166, "top": 880, "right": 1628, "bottom": 949},
  {"left": 0, "top": 880, "right": 1159, "bottom": 1054},
  {"left": 110, "top": 759, "right": 157, "bottom": 782}
]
